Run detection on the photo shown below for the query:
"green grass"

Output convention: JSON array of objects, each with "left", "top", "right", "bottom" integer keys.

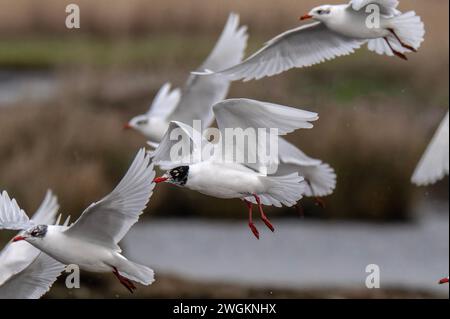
[{"left": 0, "top": 34, "right": 220, "bottom": 69}]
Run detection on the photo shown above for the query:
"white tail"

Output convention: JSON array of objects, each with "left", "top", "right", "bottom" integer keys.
[
  {"left": 390, "top": 11, "right": 425, "bottom": 50},
  {"left": 246, "top": 173, "right": 305, "bottom": 208},
  {"left": 118, "top": 260, "right": 155, "bottom": 286},
  {"left": 368, "top": 11, "right": 425, "bottom": 56}
]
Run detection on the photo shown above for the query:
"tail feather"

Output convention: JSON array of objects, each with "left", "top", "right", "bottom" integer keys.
[
  {"left": 118, "top": 260, "right": 155, "bottom": 286},
  {"left": 369, "top": 11, "right": 425, "bottom": 56},
  {"left": 286, "top": 163, "right": 337, "bottom": 198},
  {"left": 390, "top": 11, "right": 425, "bottom": 50},
  {"left": 247, "top": 173, "right": 305, "bottom": 207}
]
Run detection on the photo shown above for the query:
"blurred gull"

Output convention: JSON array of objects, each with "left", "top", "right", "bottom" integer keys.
[
  {"left": 124, "top": 13, "right": 248, "bottom": 147},
  {"left": 196, "top": 0, "right": 425, "bottom": 81},
  {"left": 411, "top": 110, "right": 449, "bottom": 285},
  {"left": 151, "top": 99, "right": 319, "bottom": 239},
  {"left": 0, "top": 149, "right": 156, "bottom": 294},
  {"left": 0, "top": 191, "right": 67, "bottom": 299}
]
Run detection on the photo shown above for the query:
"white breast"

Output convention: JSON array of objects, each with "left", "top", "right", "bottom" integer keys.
[
  {"left": 138, "top": 118, "right": 170, "bottom": 143},
  {"left": 186, "top": 162, "right": 267, "bottom": 199},
  {"left": 30, "top": 227, "right": 116, "bottom": 273}
]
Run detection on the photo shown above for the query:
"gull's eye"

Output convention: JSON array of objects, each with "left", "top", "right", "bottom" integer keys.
[
  {"left": 316, "top": 9, "right": 323, "bottom": 14},
  {"left": 136, "top": 119, "right": 148, "bottom": 126}
]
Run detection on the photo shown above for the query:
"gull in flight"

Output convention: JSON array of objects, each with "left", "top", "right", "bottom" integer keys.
[
  {"left": 196, "top": 0, "right": 425, "bottom": 81},
  {"left": 0, "top": 191, "right": 68, "bottom": 299},
  {"left": 124, "top": 13, "right": 248, "bottom": 147},
  {"left": 410, "top": 110, "right": 449, "bottom": 285},
  {"left": 0, "top": 149, "right": 156, "bottom": 293},
  {"left": 151, "top": 99, "right": 320, "bottom": 239}
]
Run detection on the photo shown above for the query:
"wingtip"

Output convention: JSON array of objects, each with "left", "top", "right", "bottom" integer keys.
[{"left": 191, "top": 69, "right": 214, "bottom": 76}]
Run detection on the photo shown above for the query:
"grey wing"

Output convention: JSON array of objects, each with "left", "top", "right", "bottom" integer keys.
[
  {"left": 150, "top": 121, "right": 208, "bottom": 167},
  {"left": 30, "top": 190, "right": 59, "bottom": 226},
  {"left": 0, "top": 252, "right": 64, "bottom": 299},
  {"left": 146, "top": 83, "right": 181, "bottom": 119},
  {"left": 276, "top": 138, "right": 336, "bottom": 197},
  {"left": 169, "top": 13, "right": 248, "bottom": 129},
  {"left": 63, "top": 149, "right": 155, "bottom": 250},
  {"left": 412, "top": 111, "right": 449, "bottom": 186},
  {"left": 211, "top": 22, "right": 364, "bottom": 81},
  {"left": 213, "top": 99, "right": 318, "bottom": 174},
  {"left": 0, "top": 191, "right": 33, "bottom": 231}
]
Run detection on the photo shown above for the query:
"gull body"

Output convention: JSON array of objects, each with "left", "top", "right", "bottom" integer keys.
[
  {"left": 184, "top": 162, "right": 279, "bottom": 200},
  {"left": 151, "top": 99, "right": 321, "bottom": 238},
  {"left": 27, "top": 225, "right": 123, "bottom": 273},
  {"left": 316, "top": 4, "right": 390, "bottom": 39}
]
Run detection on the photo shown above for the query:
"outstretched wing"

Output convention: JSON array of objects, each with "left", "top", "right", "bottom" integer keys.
[
  {"left": 0, "top": 191, "right": 61, "bottom": 287},
  {"left": 31, "top": 190, "right": 59, "bottom": 226},
  {"left": 146, "top": 83, "right": 181, "bottom": 119},
  {"left": 0, "top": 191, "right": 34, "bottom": 231},
  {"left": 63, "top": 149, "right": 156, "bottom": 250},
  {"left": 169, "top": 13, "right": 248, "bottom": 129},
  {"left": 205, "top": 22, "right": 364, "bottom": 81},
  {"left": 0, "top": 252, "right": 64, "bottom": 299},
  {"left": 150, "top": 121, "right": 209, "bottom": 167},
  {"left": 213, "top": 99, "right": 318, "bottom": 174},
  {"left": 412, "top": 112, "right": 449, "bottom": 186},
  {"left": 275, "top": 138, "right": 336, "bottom": 197},
  {"left": 349, "top": 0, "right": 400, "bottom": 16}
]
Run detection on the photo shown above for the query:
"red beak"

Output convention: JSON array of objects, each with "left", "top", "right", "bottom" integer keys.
[
  {"left": 13, "top": 236, "right": 26, "bottom": 242},
  {"left": 153, "top": 177, "right": 168, "bottom": 184},
  {"left": 439, "top": 277, "right": 449, "bottom": 284},
  {"left": 123, "top": 123, "right": 132, "bottom": 130},
  {"left": 299, "top": 14, "right": 313, "bottom": 21}
]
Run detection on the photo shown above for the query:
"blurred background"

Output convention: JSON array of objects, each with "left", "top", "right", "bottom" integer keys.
[{"left": 0, "top": 0, "right": 448, "bottom": 298}]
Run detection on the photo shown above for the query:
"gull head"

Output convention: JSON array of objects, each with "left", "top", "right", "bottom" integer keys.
[
  {"left": 154, "top": 166, "right": 189, "bottom": 187},
  {"left": 300, "top": 5, "right": 334, "bottom": 22},
  {"left": 13, "top": 224, "right": 48, "bottom": 243},
  {"left": 124, "top": 115, "right": 150, "bottom": 132}
]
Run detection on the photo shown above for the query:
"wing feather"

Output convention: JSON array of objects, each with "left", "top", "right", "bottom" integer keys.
[
  {"left": 0, "top": 191, "right": 33, "bottom": 231},
  {"left": 63, "top": 149, "right": 156, "bottom": 249},
  {"left": 31, "top": 190, "right": 59, "bottom": 226},
  {"left": 210, "top": 22, "right": 364, "bottom": 81},
  {"left": 213, "top": 99, "right": 318, "bottom": 174},
  {"left": 0, "top": 253, "right": 64, "bottom": 299},
  {"left": 169, "top": 13, "right": 248, "bottom": 128},
  {"left": 150, "top": 121, "right": 208, "bottom": 167},
  {"left": 412, "top": 112, "right": 449, "bottom": 186},
  {"left": 146, "top": 83, "right": 181, "bottom": 119}
]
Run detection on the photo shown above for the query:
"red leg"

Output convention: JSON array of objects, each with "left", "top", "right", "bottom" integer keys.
[
  {"left": 253, "top": 195, "right": 275, "bottom": 233},
  {"left": 295, "top": 204, "right": 305, "bottom": 218},
  {"left": 314, "top": 197, "right": 326, "bottom": 209},
  {"left": 244, "top": 200, "right": 259, "bottom": 239},
  {"left": 112, "top": 267, "right": 136, "bottom": 294},
  {"left": 305, "top": 179, "right": 326, "bottom": 209},
  {"left": 384, "top": 37, "right": 408, "bottom": 60},
  {"left": 388, "top": 28, "right": 417, "bottom": 52}
]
